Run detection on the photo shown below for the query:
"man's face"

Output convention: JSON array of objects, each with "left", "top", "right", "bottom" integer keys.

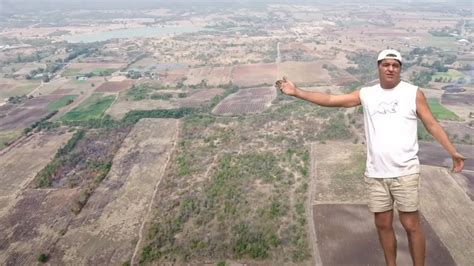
[{"left": 378, "top": 59, "right": 401, "bottom": 88}]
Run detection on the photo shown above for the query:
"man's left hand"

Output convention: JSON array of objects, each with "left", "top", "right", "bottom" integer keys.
[{"left": 452, "top": 152, "right": 466, "bottom": 173}]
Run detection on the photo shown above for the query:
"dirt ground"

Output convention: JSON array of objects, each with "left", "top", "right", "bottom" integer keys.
[
  {"left": 0, "top": 119, "right": 179, "bottom": 265},
  {"left": 0, "top": 130, "right": 72, "bottom": 203},
  {"left": 94, "top": 80, "right": 134, "bottom": 93},
  {"left": 212, "top": 87, "right": 276, "bottom": 115},
  {"left": 51, "top": 118, "right": 179, "bottom": 265},
  {"left": 277, "top": 61, "right": 332, "bottom": 86},
  {"left": 232, "top": 63, "right": 277, "bottom": 87},
  {"left": 0, "top": 107, "right": 50, "bottom": 131}
]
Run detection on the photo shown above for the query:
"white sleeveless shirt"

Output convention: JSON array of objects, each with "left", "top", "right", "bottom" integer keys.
[{"left": 359, "top": 81, "right": 420, "bottom": 178}]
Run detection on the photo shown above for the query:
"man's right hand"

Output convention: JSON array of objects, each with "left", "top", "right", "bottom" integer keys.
[{"left": 275, "top": 76, "right": 297, "bottom": 96}]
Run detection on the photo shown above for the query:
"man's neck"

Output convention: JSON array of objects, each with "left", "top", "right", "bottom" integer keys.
[{"left": 380, "top": 80, "right": 401, "bottom": 89}]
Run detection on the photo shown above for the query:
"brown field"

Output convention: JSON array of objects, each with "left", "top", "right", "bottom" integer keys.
[
  {"left": 232, "top": 63, "right": 277, "bottom": 87},
  {"left": 183, "top": 66, "right": 212, "bottom": 85},
  {"left": 30, "top": 77, "right": 71, "bottom": 97},
  {"left": 66, "top": 63, "right": 125, "bottom": 73},
  {"left": 442, "top": 91, "right": 474, "bottom": 106},
  {"left": 21, "top": 94, "right": 65, "bottom": 109},
  {"left": 208, "top": 66, "right": 233, "bottom": 86},
  {"left": 160, "top": 68, "right": 188, "bottom": 85},
  {"left": 212, "top": 87, "right": 276, "bottom": 115},
  {"left": 178, "top": 87, "right": 224, "bottom": 108},
  {"left": 59, "top": 77, "right": 106, "bottom": 95},
  {"left": 313, "top": 204, "right": 454, "bottom": 266},
  {"left": 50, "top": 119, "right": 179, "bottom": 265},
  {"left": 51, "top": 88, "right": 75, "bottom": 95},
  {"left": 0, "top": 107, "right": 49, "bottom": 131},
  {"left": 0, "top": 78, "right": 40, "bottom": 99},
  {"left": 13, "top": 62, "right": 47, "bottom": 76},
  {"left": 94, "top": 80, "right": 134, "bottom": 93},
  {"left": 277, "top": 61, "right": 332, "bottom": 86},
  {"left": 440, "top": 120, "right": 474, "bottom": 144},
  {"left": 183, "top": 66, "right": 232, "bottom": 86}
]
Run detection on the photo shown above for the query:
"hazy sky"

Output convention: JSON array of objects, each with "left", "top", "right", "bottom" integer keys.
[{"left": 0, "top": 0, "right": 471, "bottom": 15}]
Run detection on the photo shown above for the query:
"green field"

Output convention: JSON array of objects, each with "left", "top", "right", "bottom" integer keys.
[
  {"left": 60, "top": 93, "right": 115, "bottom": 121},
  {"left": 61, "top": 68, "right": 82, "bottom": 77},
  {"left": 47, "top": 95, "right": 77, "bottom": 111},
  {"left": 432, "top": 69, "right": 465, "bottom": 81},
  {"left": 426, "top": 36, "right": 457, "bottom": 51},
  {"left": 427, "top": 98, "right": 460, "bottom": 121},
  {"left": 90, "top": 68, "right": 115, "bottom": 76}
]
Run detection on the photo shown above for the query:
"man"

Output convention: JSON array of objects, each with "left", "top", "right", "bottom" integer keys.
[{"left": 275, "top": 49, "right": 465, "bottom": 266}]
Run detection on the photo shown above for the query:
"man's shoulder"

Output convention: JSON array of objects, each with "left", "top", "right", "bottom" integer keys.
[{"left": 399, "top": 80, "right": 418, "bottom": 90}]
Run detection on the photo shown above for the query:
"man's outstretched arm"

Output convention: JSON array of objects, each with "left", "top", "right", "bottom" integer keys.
[
  {"left": 275, "top": 77, "right": 361, "bottom": 108},
  {"left": 416, "top": 89, "right": 466, "bottom": 172}
]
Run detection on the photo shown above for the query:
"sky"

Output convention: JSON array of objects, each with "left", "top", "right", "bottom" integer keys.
[{"left": 0, "top": 0, "right": 471, "bottom": 14}]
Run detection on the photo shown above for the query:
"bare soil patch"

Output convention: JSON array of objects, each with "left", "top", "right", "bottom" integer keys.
[
  {"left": 51, "top": 88, "right": 75, "bottom": 95},
  {"left": 22, "top": 94, "right": 65, "bottom": 109},
  {"left": 51, "top": 119, "right": 179, "bottom": 265},
  {"left": 94, "top": 80, "right": 134, "bottom": 93},
  {"left": 277, "top": 61, "right": 332, "bottom": 86},
  {"left": 212, "top": 87, "right": 276, "bottom": 115},
  {"left": 0, "top": 131, "right": 72, "bottom": 199},
  {"left": 441, "top": 91, "right": 474, "bottom": 106},
  {"left": 0, "top": 107, "right": 49, "bottom": 131},
  {"left": 232, "top": 63, "right": 277, "bottom": 87},
  {"left": 160, "top": 68, "right": 188, "bottom": 85},
  {"left": 313, "top": 204, "right": 455, "bottom": 266},
  {"left": 311, "top": 142, "right": 367, "bottom": 203},
  {"left": 0, "top": 188, "right": 80, "bottom": 265},
  {"left": 178, "top": 87, "right": 224, "bottom": 108}
]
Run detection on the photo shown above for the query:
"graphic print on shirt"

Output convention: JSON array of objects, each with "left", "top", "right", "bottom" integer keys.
[{"left": 371, "top": 100, "right": 399, "bottom": 116}]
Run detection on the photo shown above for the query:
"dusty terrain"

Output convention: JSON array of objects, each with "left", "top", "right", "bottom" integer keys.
[{"left": 0, "top": 119, "right": 179, "bottom": 265}]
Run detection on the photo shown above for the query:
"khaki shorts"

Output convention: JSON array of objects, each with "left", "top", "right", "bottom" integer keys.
[{"left": 364, "top": 173, "right": 421, "bottom": 213}]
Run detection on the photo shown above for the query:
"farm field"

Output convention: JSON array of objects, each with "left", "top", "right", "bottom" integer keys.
[
  {"left": 51, "top": 119, "right": 179, "bottom": 265},
  {"left": 427, "top": 98, "right": 460, "bottom": 121},
  {"left": 277, "top": 61, "right": 332, "bottom": 86},
  {"left": 60, "top": 93, "right": 116, "bottom": 121},
  {"left": 0, "top": 1, "right": 472, "bottom": 265},
  {"left": 94, "top": 80, "right": 134, "bottom": 93},
  {"left": 0, "top": 79, "right": 41, "bottom": 99},
  {"left": 0, "top": 130, "right": 73, "bottom": 213},
  {"left": 62, "top": 63, "right": 125, "bottom": 77},
  {"left": 232, "top": 63, "right": 277, "bottom": 87},
  {"left": 212, "top": 87, "right": 276, "bottom": 115}
]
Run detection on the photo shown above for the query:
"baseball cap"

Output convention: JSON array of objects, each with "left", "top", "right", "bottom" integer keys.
[{"left": 377, "top": 49, "right": 402, "bottom": 64}]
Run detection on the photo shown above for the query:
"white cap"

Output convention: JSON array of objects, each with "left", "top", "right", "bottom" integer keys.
[{"left": 377, "top": 49, "right": 402, "bottom": 64}]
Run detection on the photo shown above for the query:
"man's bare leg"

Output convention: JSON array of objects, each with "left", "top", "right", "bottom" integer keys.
[
  {"left": 375, "top": 210, "right": 397, "bottom": 266},
  {"left": 399, "top": 211, "right": 425, "bottom": 266}
]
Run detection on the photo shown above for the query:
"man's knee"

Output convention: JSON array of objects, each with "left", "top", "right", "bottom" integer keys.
[
  {"left": 374, "top": 210, "right": 394, "bottom": 231},
  {"left": 399, "top": 211, "right": 422, "bottom": 234}
]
